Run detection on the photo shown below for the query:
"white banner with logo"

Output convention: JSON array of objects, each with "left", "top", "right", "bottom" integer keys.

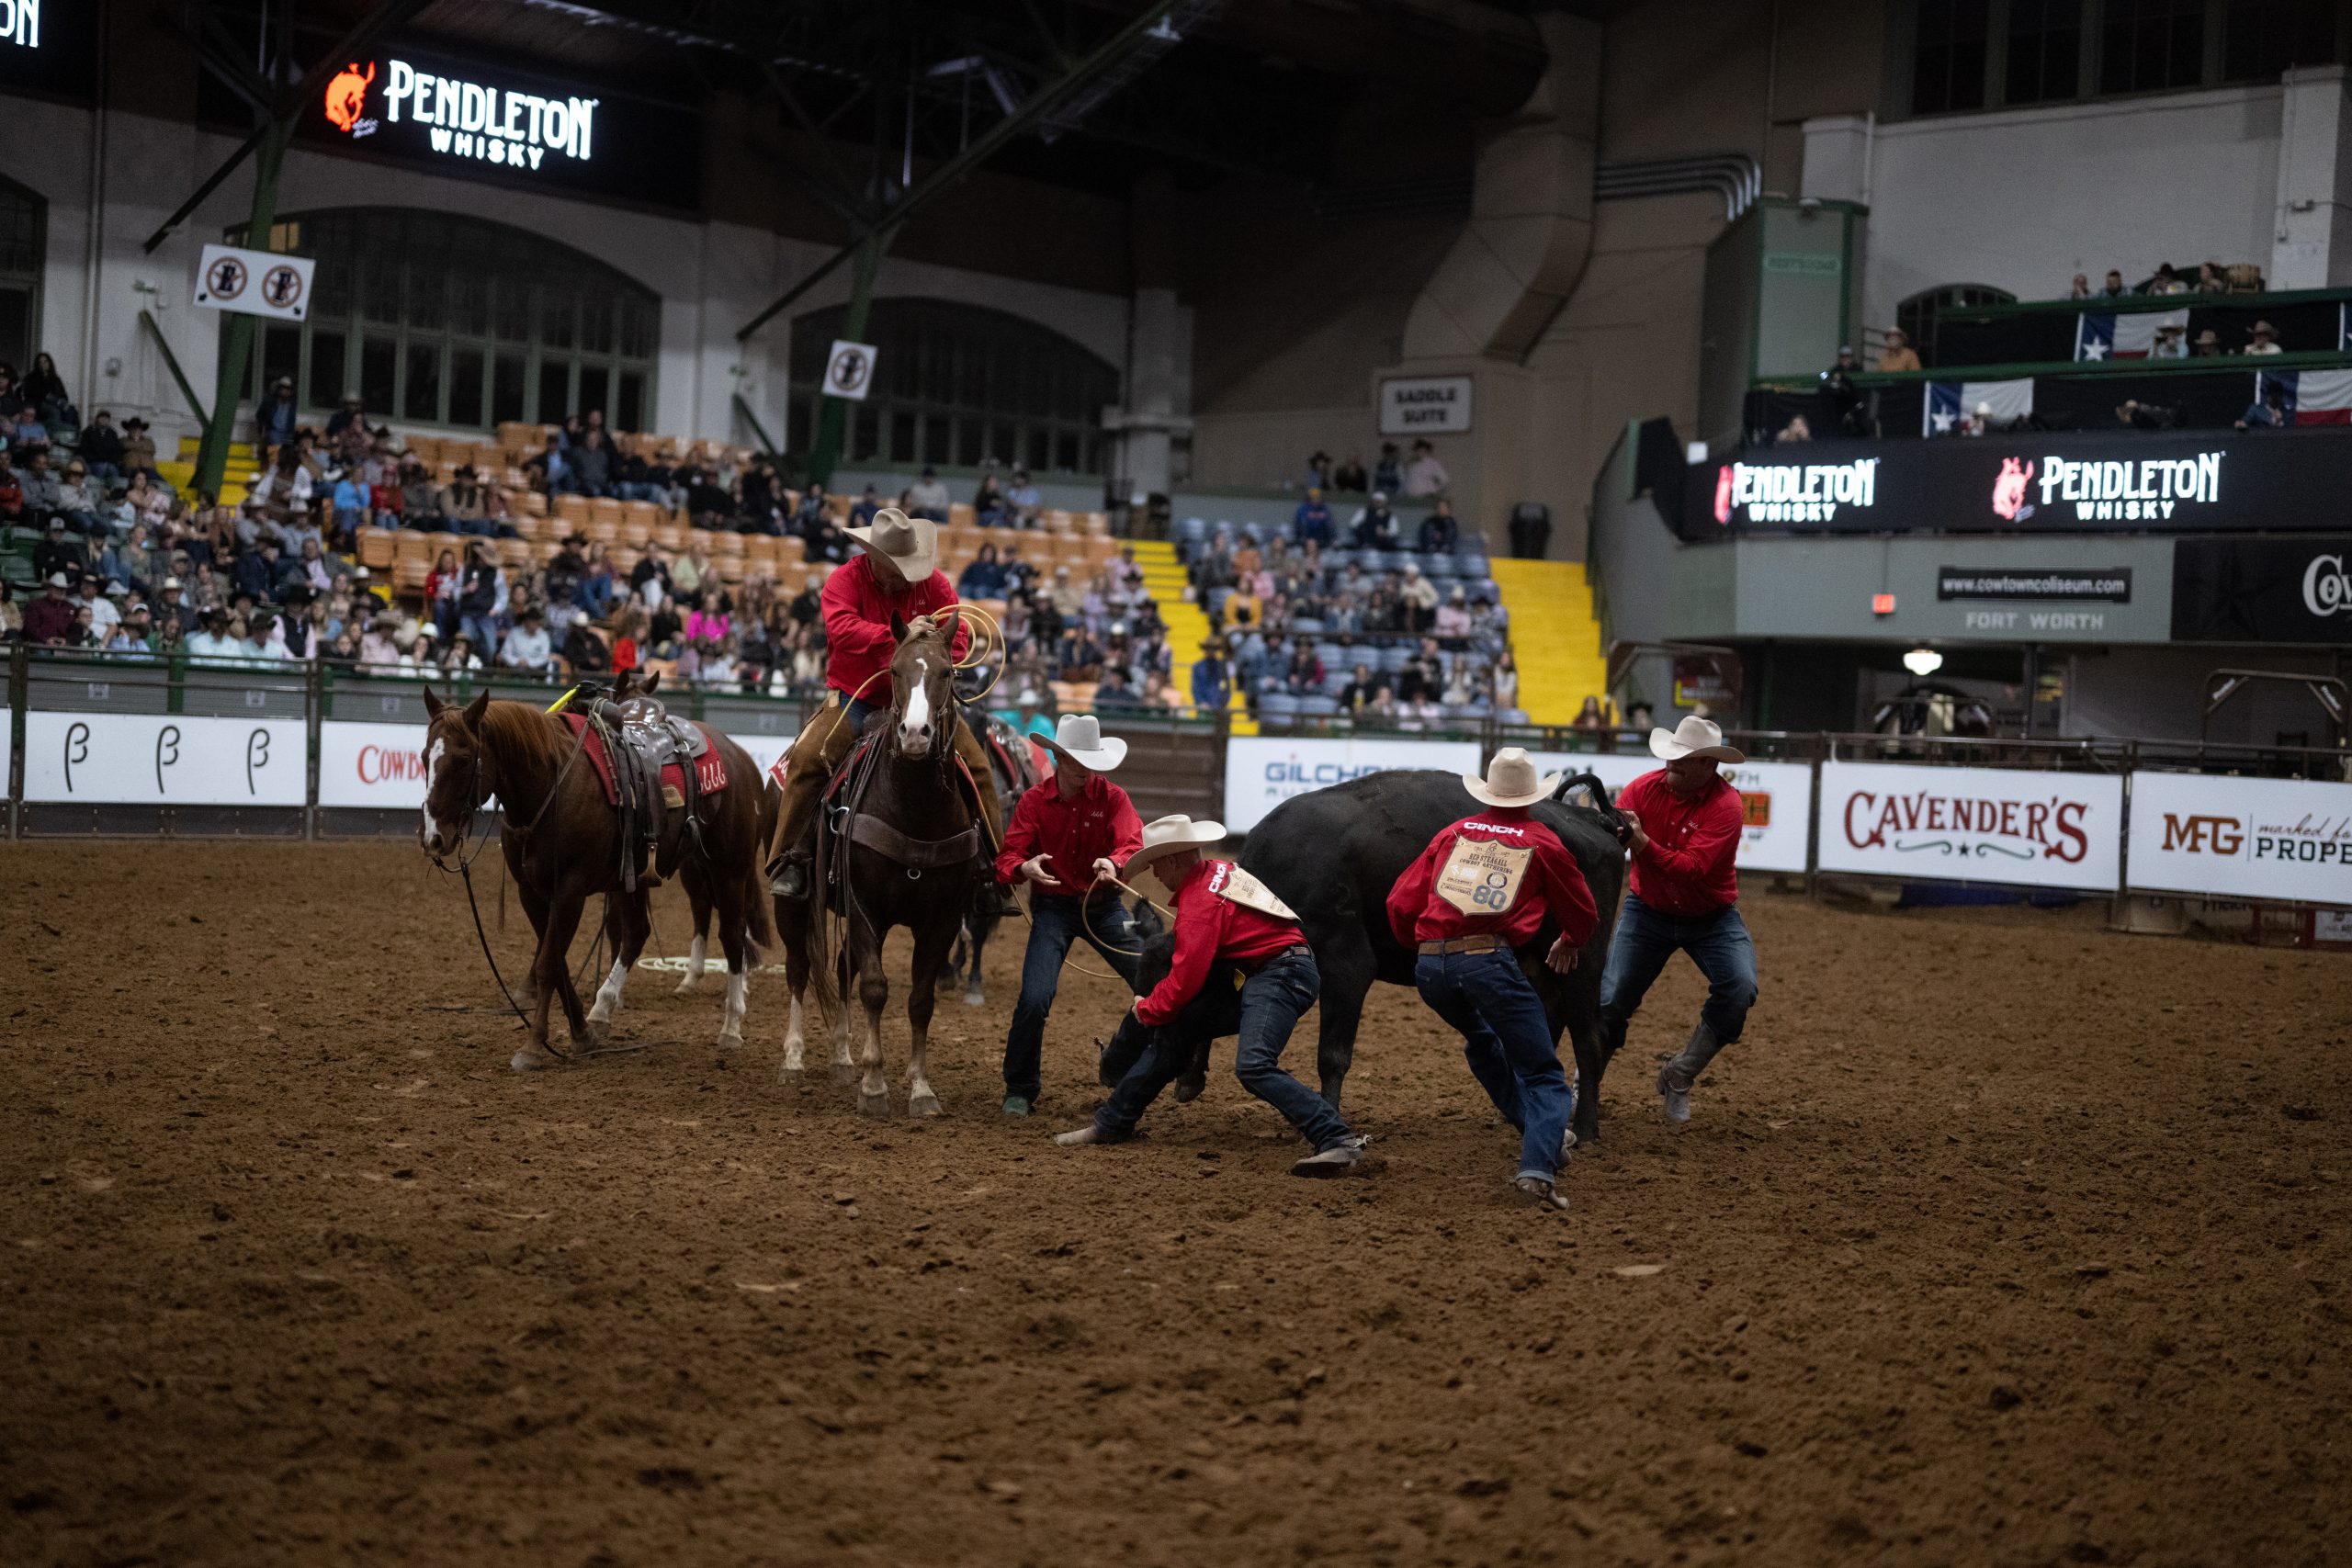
[
  {"left": 319, "top": 720, "right": 430, "bottom": 808},
  {"left": 1528, "top": 752, "right": 1815, "bottom": 873},
  {"left": 728, "top": 730, "right": 795, "bottom": 780},
  {"left": 1816, "top": 761, "right": 2122, "bottom": 891},
  {"left": 194, "top": 243, "right": 316, "bottom": 321},
  {"left": 22, "top": 712, "right": 306, "bottom": 805},
  {"left": 2127, "top": 771, "right": 2352, "bottom": 904},
  {"left": 1223, "top": 736, "right": 1479, "bottom": 832}
]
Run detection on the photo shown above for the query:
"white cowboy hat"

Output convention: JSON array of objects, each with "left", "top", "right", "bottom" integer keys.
[
  {"left": 1045, "top": 712, "right": 1126, "bottom": 771},
  {"left": 1125, "top": 814, "right": 1227, "bottom": 873},
  {"left": 1649, "top": 715, "right": 1746, "bottom": 764},
  {"left": 842, "top": 505, "right": 938, "bottom": 579},
  {"left": 1462, "top": 747, "right": 1561, "bottom": 808}
]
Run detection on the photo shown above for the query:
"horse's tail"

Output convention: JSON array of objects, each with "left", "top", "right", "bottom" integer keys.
[{"left": 1553, "top": 770, "right": 1633, "bottom": 840}]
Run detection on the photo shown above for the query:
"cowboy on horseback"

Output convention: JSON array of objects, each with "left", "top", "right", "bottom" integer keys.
[{"left": 766, "top": 507, "right": 1011, "bottom": 908}]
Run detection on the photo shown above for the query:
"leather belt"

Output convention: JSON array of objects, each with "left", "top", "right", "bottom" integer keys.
[
  {"left": 1419, "top": 934, "right": 1506, "bottom": 956},
  {"left": 1240, "top": 942, "right": 1313, "bottom": 975}
]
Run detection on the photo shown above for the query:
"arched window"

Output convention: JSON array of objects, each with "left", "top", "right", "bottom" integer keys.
[
  {"left": 226, "top": 209, "right": 660, "bottom": 432},
  {"left": 1896, "top": 282, "right": 2016, "bottom": 365},
  {"left": 788, "top": 298, "right": 1116, "bottom": 476},
  {"left": 0, "top": 176, "right": 45, "bottom": 375}
]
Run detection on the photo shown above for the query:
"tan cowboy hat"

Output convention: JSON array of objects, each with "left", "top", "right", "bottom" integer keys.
[
  {"left": 1125, "top": 814, "right": 1227, "bottom": 873},
  {"left": 1649, "top": 715, "right": 1746, "bottom": 764},
  {"left": 1462, "top": 747, "right": 1561, "bottom": 808},
  {"left": 843, "top": 505, "right": 937, "bottom": 579},
  {"left": 1045, "top": 712, "right": 1127, "bottom": 771}
]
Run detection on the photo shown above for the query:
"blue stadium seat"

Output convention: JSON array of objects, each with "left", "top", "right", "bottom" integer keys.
[{"left": 1296, "top": 694, "right": 1340, "bottom": 717}]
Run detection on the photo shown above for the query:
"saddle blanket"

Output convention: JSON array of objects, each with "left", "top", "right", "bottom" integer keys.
[{"left": 567, "top": 715, "right": 729, "bottom": 807}]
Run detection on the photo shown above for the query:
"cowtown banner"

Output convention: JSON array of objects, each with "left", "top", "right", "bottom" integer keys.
[
  {"left": 1815, "top": 761, "right": 2123, "bottom": 892},
  {"left": 1526, "top": 751, "right": 1815, "bottom": 874},
  {"left": 1687, "top": 430, "right": 2352, "bottom": 539},
  {"left": 2170, "top": 536, "right": 2352, "bottom": 643},
  {"left": 2128, "top": 772, "right": 2352, "bottom": 905}
]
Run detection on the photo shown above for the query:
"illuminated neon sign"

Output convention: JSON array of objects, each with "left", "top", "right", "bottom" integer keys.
[
  {"left": 322, "top": 56, "right": 599, "bottom": 171},
  {"left": 1, "top": 0, "right": 40, "bottom": 51}
]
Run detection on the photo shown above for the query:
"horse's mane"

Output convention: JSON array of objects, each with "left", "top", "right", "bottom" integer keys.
[{"left": 475, "top": 697, "right": 574, "bottom": 773}]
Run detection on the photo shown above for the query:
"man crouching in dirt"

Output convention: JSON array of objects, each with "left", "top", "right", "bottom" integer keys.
[{"left": 1056, "top": 816, "right": 1369, "bottom": 1177}]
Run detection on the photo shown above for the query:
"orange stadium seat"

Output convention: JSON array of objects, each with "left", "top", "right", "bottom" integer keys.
[
  {"left": 588, "top": 496, "right": 624, "bottom": 529},
  {"left": 358, "top": 531, "right": 398, "bottom": 570},
  {"left": 652, "top": 521, "right": 687, "bottom": 551},
  {"left": 394, "top": 559, "right": 429, "bottom": 595},
  {"left": 553, "top": 493, "right": 592, "bottom": 528}
]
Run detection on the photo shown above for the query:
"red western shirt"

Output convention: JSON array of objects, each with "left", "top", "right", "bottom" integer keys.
[
  {"left": 820, "top": 554, "right": 968, "bottom": 702},
  {"left": 1135, "top": 858, "right": 1303, "bottom": 1026},
  {"left": 1385, "top": 807, "right": 1599, "bottom": 950},
  {"left": 1616, "top": 768, "right": 1743, "bottom": 915},
  {"left": 993, "top": 773, "right": 1144, "bottom": 891}
]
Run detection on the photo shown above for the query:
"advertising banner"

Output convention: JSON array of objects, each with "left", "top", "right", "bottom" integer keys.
[
  {"left": 2127, "top": 772, "right": 2352, "bottom": 904},
  {"left": 22, "top": 713, "right": 306, "bottom": 806},
  {"left": 0, "top": 0, "right": 99, "bottom": 99},
  {"left": 1815, "top": 761, "right": 2122, "bottom": 891},
  {"left": 1529, "top": 752, "right": 1815, "bottom": 873},
  {"left": 1684, "top": 430, "right": 2352, "bottom": 539},
  {"left": 1223, "top": 736, "right": 1479, "bottom": 833},
  {"left": 318, "top": 721, "right": 430, "bottom": 808},
  {"left": 2170, "top": 536, "right": 2352, "bottom": 644}
]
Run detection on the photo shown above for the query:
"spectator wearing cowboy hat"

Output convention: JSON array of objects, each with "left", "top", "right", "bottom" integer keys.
[
  {"left": 1599, "top": 716, "right": 1759, "bottom": 1125},
  {"left": 118, "top": 416, "right": 157, "bottom": 477},
  {"left": 765, "top": 508, "right": 1009, "bottom": 912},
  {"left": 1059, "top": 815, "right": 1367, "bottom": 1176},
  {"left": 1386, "top": 749, "right": 1600, "bottom": 1210},
  {"left": 23, "top": 571, "right": 77, "bottom": 645},
  {"left": 2245, "top": 321, "right": 2284, "bottom": 355},
  {"left": 994, "top": 714, "right": 1147, "bottom": 1116}
]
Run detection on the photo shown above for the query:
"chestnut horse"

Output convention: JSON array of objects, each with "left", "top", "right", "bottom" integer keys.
[
  {"left": 419, "top": 687, "right": 774, "bottom": 1069},
  {"left": 775, "top": 615, "right": 979, "bottom": 1114}
]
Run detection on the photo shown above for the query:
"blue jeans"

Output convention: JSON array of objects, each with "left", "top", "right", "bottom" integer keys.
[
  {"left": 1096, "top": 948, "right": 1349, "bottom": 1149},
  {"left": 1598, "top": 893, "right": 1758, "bottom": 1059},
  {"left": 1416, "top": 950, "right": 1574, "bottom": 1181},
  {"left": 1003, "top": 891, "right": 1139, "bottom": 1100}
]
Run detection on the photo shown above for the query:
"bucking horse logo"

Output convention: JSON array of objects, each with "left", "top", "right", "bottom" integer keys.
[
  {"left": 1990, "top": 456, "right": 2035, "bottom": 522},
  {"left": 323, "top": 62, "right": 376, "bottom": 135}
]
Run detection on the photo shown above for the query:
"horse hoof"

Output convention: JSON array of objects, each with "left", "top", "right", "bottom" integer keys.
[
  {"left": 511, "top": 1044, "right": 557, "bottom": 1072},
  {"left": 580, "top": 1021, "right": 610, "bottom": 1051},
  {"left": 673, "top": 977, "right": 700, "bottom": 997},
  {"left": 831, "top": 1061, "right": 858, "bottom": 1085},
  {"left": 908, "top": 1091, "right": 944, "bottom": 1118},
  {"left": 963, "top": 988, "right": 985, "bottom": 1008},
  {"left": 717, "top": 1030, "right": 744, "bottom": 1050},
  {"left": 857, "top": 1089, "right": 892, "bottom": 1118}
]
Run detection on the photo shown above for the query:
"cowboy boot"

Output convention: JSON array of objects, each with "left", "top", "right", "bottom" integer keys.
[{"left": 1657, "top": 1020, "right": 1725, "bottom": 1124}]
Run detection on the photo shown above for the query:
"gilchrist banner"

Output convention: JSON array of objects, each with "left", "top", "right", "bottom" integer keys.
[
  {"left": 1815, "top": 761, "right": 2123, "bottom": 891},
  {"left": 2127, "top": 772, "right": 2352, "bottom": 905},
  {"left": 1685, "top": 430, "right": 2352, "bottom": 539},
  {"left": 1222, "top": 737, "right": 1479, "bottom": 833},
  {"left": 1527, "top": 752, "right": 1815, "bottom": 874}
]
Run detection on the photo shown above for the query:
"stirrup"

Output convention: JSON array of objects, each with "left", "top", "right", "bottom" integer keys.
[{"left": 772, "top": 859, "right": 809, "bottom": 899}]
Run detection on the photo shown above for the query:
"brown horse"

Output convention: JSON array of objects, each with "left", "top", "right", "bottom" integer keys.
[
  {"left": 419, "top": 687, "right": 775, "bottom": 1069},
  {"left": 775, "top": 615, "right": 980, "bottom": 1114}
]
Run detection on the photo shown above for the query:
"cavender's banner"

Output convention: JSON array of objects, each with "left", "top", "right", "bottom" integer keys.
[
  {"left": 1687, "top": 431, "right": 2352, "bottom": 539},
  {"left": 1815, "top": 761, "right": 2122, "bottom": 891}
]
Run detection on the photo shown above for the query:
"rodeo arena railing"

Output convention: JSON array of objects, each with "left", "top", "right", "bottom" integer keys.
[{"left": 6, "top": 647, "right": 2350, "bottom": 944}]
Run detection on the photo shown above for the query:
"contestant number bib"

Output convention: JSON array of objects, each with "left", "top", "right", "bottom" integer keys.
[{"left": 1435, "top": 836, "right": 1531, "bottom": 917}]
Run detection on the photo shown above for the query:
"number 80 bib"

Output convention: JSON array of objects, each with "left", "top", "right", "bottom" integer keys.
[{"left": 1434, "top": 836, "right": 1531, "bottom": 917}]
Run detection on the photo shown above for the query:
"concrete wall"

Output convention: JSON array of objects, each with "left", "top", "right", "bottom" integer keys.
[{"left": 2064, "top": 644, "right": 2349, "bottom": 744}]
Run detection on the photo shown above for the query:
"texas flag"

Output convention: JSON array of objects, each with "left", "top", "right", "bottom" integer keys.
[
  {"left": 2257, "top": 368, "right": 2352, "bottom": 424},
  {"left": 1924, "top": 378, "right": 2035, "bottom": 435},
  {"left": 2075, "top": 309, "right": 2189, "bottom": 360}
]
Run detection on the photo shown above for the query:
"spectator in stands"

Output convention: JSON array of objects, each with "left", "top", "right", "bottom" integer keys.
[
  {"left": 1347, "top": 491, "right": 1399, "bottom": 550},
  {"left": 632, "top": 541, "right": 673, "bottom": 607},
  {"left": 53, "top": 458, "right": 99, "bottom": 536},
  {"left": 2197, "top": 261, "right": 2226, "bottom": 292},
  {"left": 971, "top": 473, "right": 1010, "bottom": 526},
  {"left": 326, "top": 391, "right": 366, "bottom": 443},
  {"left": 78, "top": 411, "right": 124, "bottom": 487},
  {"left": 0, "top": 449, "right": 19, "bottom": 527},
  {"left": 1053, "top": 621, "right": 1103, "bottom": 682},
  {"left": 1777, "top": 413, "right": 1814, "bottom": 443},
  {"left": 1007, "top": 468, "right": 1043, "bottom": 525},
  {"left": 119, "top": 417, "right": 156, "bottom": 478},
  {"left": 457, "top": 540, "right": 502, "bottom": 652},
  {"left": 329, "top": 469, "right": 367, "bottom": 547},
  {"left": 2068, "top": 273, "right": 2090, "bottom": 299},
  {"left": 9, "top": 401, "right": 49, "bottom": 455},
  {"left": 1333, "top": 452, "right": 1368, "bottom": 493},
  {"left": 568, "top": 429, "right": 615, "bottom": 496},
  {"left": 1336, "top": 662, "right": 1380, "bottom": 713},
  {"left": 1875, "top": 329, "right": 1920, "bottom": 372},
  {"left": 1001, "top": 687, "right": 1054, "bottom": 739},
  {"left": 671, "top": 538, "right": 708, "bottom": 608},
  {"left": 908, "top": 465, "right": 952, "bottom": 522},
  {"left": 2145, "top": 264, "right": 2188, "bottom": 296},
  {"left": 1490, "top": 651, "right": 1520, "bottom": 711},
  {"left": 2098, "top": 270, "right": 2128, "bottom": 299},
  {"left": 1283, "top": 637, "right": 1324, "bottom": 694},
  {"left": 1417, "top": 497, "right": 1459, "bottom": 555},
  {"left": 840, "top": 482, "right": 879, "bottom": 527},
  {"left": 2245, "top": 321, "right": 2283, "bottom": 356},
  {"left": 1398, "top": 562, "right": 1439, "bottom": 632},
  {"left": 959, "top": 542, "right": 1007, "bottom": 599},
  {"left": 2152, "top": 322, "right": 2188, "bottom": 359},
  {"left": 1191, "top": 639, "right": 1231, "bottom": 713},
  {"left": 2117, "top": 397, "right": 2177, "bottom": 430},
  {"left": 1292, "top": 486, "right": 1335, "bottom": 547},
  {"left": 2235, "top": 384, "right": 2289, "bottom": 430},
  {"left": 1402, "top": 439, "right": 1449, "bottom": 498},
  {"left": 1506, "top": 498, "right": 1550, "bottom": 560},
  {"left": 257, "top": 377, "right": 299, "bottom": 450},
  {"left": 22, "top": 353, "right": 71, "bottom": 424},
  {"left": 1301, "top": 451, "right": 1334, "bottom": 493},
  {"left": 1094, "top": 667, "right": 1143, "bottom": 713},
  {"left": 1434, "top": 583, "right": 1473, "bottom": 640},
  {"left": 24, "top": 571, "right": 75, "bottom": 645},
  {"left": 2192, "top": 329, "right": 2223, "bottom": 357},
  {"left": 398, "top": 458, "right": 442, "bottom": 529},
  {"left": 1373, "top": 442, "right": 1404, "bottom": 495}
]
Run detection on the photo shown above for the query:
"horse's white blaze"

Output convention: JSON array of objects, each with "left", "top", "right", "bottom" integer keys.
[
  {"left": 420, "top": 737, "right": 449, "bottom": 846},
  {"left": 782, "top": 992, "right": 806, "bottom": 1071},
  {"left": 899, "top": 658, "right": 932, "bottom": 752},
  {"left": 587, "top": 957, "right": 628, "bottom": 1024}
]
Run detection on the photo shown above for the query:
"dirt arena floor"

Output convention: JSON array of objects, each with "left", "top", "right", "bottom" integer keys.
[{"left": 4, "top": 841, "right": 2350, "bottom": 1567}]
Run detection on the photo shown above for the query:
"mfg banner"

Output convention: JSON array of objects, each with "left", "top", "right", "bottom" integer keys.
[
  {"left": 1815, "top": 761, "right": 2123, "bottom": 891},
  {"left": 22, "top": 712, "right": 306, "bottom": 806},
  {"left": 1526, "top": 752, "right": 1815, "bottom": 874},
  {"left": 2127, "top": 771, "right": 2352, "bottom": 904},
  {"left": 1223, "top": 736, "right": 1479, "bottom": 833}
]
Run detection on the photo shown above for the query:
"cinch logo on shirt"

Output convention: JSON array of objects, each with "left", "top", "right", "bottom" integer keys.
[
  {"left": 1469, "top": 820, "right": 1530, "bottom": 838},
  {"left": 1207, "top": 862, "right": 1230, "bottom": 894}
]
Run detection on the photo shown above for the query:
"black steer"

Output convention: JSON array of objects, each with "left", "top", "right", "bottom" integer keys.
[{"left": 1234, "top": 769, "right": 1628, "bottom": 1145}]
